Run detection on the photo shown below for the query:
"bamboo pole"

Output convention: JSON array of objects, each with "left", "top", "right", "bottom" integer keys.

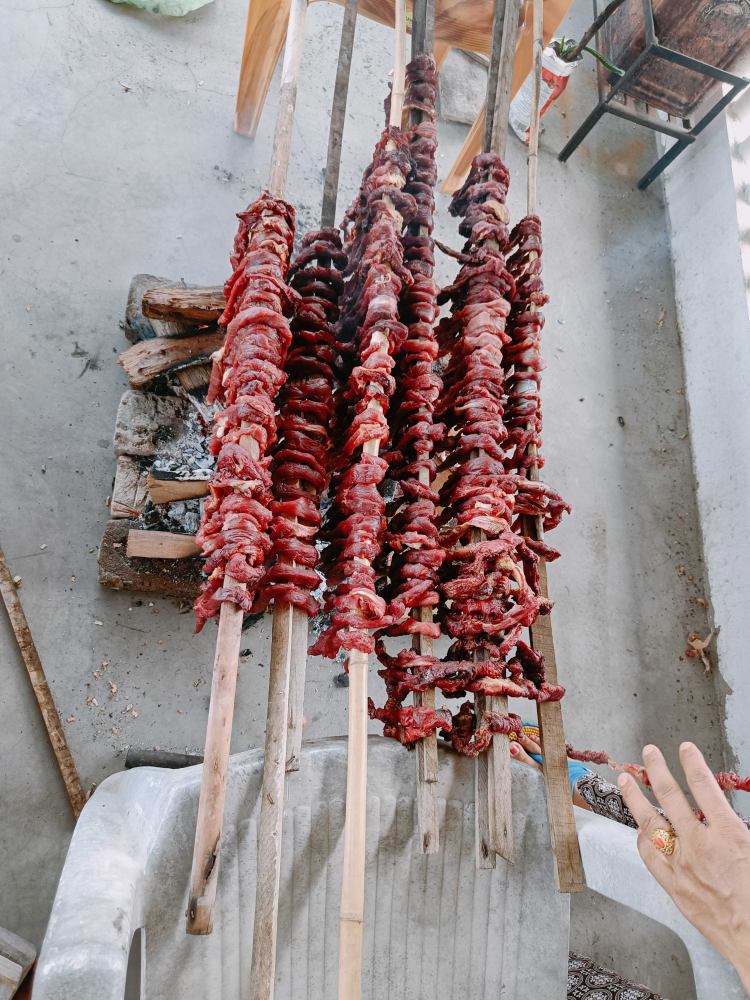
[
  {"left": 520, "top": 0, "right": 584, "bottom": 895},
  {"left": 0, "top": 544, "right": 86, "bottom": 819},
  {"left": 187, "top": 0, "right": 309, "bottom": 939},
  {"left": 338, "top": 5, "right": 406, "bottom": 995}
]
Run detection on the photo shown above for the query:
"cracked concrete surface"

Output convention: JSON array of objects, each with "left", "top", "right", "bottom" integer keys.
[{"left": 0, "top": 0, "right": 725, "bottom": 994}]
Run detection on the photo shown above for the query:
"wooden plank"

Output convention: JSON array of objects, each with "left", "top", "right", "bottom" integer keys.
[
  {"left": 126, "top": 529, "right": 200, "bottom": 560},
  {"left": 530, "top": 559, "right": 584, "bottom": 894},
  {"left": 147, "top": 475, "right": 209, "bottom": 505},
  {"left": 469, "top": 0, "right": 517, "bottom": 870},
  {"left": 98, "top": 519, "right": 203, "bottom": 597},
  {"left": 112, "top": 456, "right": 149, "bottom": 519},
  {"left": 519, "top": 0, "right": 583, "bottom": 894},
  {"left": 141, "top": 286, "right": 225, "bottom": 323},
  {"left": 118, "top": 333, "right": 224, "bottom": 389},
  {"left": 0, "top": 542, "right": 86, "bottom": 818}
]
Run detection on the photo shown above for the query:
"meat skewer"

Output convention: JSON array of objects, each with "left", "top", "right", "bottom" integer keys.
[
  {"left": 376, "top": 2, "right": 443, "bottom": 854},
  {"left": 306, "top": 3, "right": 408, "bottom": 994},
  {"left": 504, "top": 0, "right": 584, "bottom": 893},
  {"left": 367, "top": 0, "right": 523, "bottom": 869},
  {"left": 186, "top": 0, "right": 308, "bottom": 944}
]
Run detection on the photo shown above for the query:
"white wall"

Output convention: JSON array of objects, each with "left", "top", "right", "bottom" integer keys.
[{"left": 662, "top": 112, "right": 750, "bottom": 777}]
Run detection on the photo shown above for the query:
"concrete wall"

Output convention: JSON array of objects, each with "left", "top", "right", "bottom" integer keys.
[{"left": 661, "top": 112, "right": 750, "bottom": 788}]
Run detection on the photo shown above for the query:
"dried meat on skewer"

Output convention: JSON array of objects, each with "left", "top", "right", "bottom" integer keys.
[
  {"left": 194, "top": 193, "right": 297, "bottom": 633},
  {"left": 310, "top": 124, "right": 416, "bottom": 662},
  {"left": 249, "top": 228, "right": 346, "bottom": 619},
  {"left": 370, "top": 152, "right": 570, "bottom": 755}
]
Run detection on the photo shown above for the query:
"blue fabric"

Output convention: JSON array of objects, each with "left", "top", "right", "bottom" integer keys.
[{"left": 523, "top": 722, "right": 591, "bottom": 794}]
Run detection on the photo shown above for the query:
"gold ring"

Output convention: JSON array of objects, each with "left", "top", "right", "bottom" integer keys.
[{"left": 651, "top": 828, "right": 677, "bottom": 856}]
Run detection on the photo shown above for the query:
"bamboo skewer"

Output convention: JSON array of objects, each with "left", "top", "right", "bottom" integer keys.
[
  {"left": 187, "top": 0, "right": 309, "bottom": 941},
  {"left": 0, "top": 544, "right": 86, "bottom": 819},
  {"left": 519, "top": 0, "right": 584, "bottom": 895},
  {"left": 338, "top": 4, "right": 406, "bottom": 995}
]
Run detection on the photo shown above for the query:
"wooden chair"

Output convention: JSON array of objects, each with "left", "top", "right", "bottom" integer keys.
[{"left": 233, "top": 0, "right": 576, "bottom": 192}]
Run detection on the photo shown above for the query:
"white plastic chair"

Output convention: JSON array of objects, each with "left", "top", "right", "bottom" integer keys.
[{"left": 32, "top": 737, "right": 570, "bottom": 1000}]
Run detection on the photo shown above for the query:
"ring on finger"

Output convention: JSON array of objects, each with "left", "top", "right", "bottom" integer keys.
[{"left": 651, "top": 827, "right": 677, "bottom": 856}]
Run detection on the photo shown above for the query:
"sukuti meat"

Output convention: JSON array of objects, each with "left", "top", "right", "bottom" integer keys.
[
  {"left": 381, "top": 54, "right": 446, "bottom": 623},
  {"left": 502, "top": 215, "right": 547, "bottom": 475},
  {"left": 374, "top": 153, "right": 568, "bottom": 755},
  {"left": 310, "top": 124, "right": 416, "bottom": 661},
  {"left": 249, "top": 228, "right": 346, "bottom": 619},
  {"left": 194, "top": 193, "right": 296, "bottom": 632}
]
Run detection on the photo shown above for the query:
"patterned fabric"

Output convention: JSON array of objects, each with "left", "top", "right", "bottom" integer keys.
[
  {"left": 568, "top": 952, "right": 667, "bottom": 999},
  {"left": 575, "top": 772, "right": 750, "bottom": 831},
  {"left": 575, "top": 773, "right": 638, "bottom": 828}
]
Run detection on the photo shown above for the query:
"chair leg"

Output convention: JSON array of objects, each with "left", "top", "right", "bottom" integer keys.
[
  {"left": 234, "top": 0, "right": 292, "bottom": 139},
  {"left": 637, "top": 138, "right": 689, "bottom": 189},
  {"left": 433, "top": 40, "right": 452, "bottom": 69},
  {"left": 557, "top": 103, "right": 606, "bottom": 162},
  {"left": 440, "top": 105, "right": 484, "bottom": 193}
]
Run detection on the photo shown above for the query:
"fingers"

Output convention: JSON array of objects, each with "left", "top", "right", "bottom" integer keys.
[
  {"left": 641, "top": 745, "right": 700, "bottom": 834},
  {"left": 618, "top": 771, "right": 660, "bottom": 831},
  {"left": 510, "top": 740, "right": 543, "bottom": 772},
  {"left": 618, "top": 772, "right": 678, "bottom": 879},
  {"left": 519, "top": 733, "right": 542, "bottom": 756},
  {"left": 679, "top": 742, "right": 735, "bottom": 825}
]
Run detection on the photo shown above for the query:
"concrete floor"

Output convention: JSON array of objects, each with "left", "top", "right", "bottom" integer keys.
[{"left": 0, "top": 0, "right": 725, "bottom": 994}]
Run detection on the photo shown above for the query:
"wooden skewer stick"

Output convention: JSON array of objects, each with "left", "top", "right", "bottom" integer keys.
[
  {"left": 338, "top": 6, "right": 406, "bottom": 996},
  {"left": 0, "top": 544, "right": 86, "bottom": 819},
  {"left": 320, "top": 0, "right": 359, "bottom": 228},
  {"left": 406, "top": 0, "right": 440, "bottom": 857},
  {"left": 520, "top": 0, "right": 584, "bottom": 895},
  {"left": 470, "top": 0, "right": 519, "bottom": 869},
  {"left": 186, "top": 0, "right": 309, "bottom": 940}
]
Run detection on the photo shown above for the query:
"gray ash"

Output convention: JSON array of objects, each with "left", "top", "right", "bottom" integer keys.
[
  {"left": 151, "top": 408, "right": 215, "bottom": 481},
  {"left": 142, "top": 498, "right": 202, "bottom": 535}
]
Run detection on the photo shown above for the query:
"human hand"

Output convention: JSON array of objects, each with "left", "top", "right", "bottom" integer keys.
[{"left": 619, "top": 742, "right": 750, "bottom": 991}]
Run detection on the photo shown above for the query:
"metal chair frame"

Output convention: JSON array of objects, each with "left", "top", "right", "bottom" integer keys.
[{"left": 558, "top": 0, "right": 749, "bottom": 189}]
